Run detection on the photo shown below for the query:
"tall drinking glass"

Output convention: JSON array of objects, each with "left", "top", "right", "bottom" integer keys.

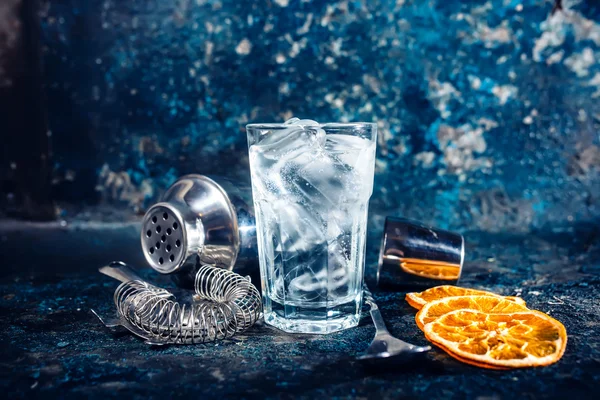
[{"left": 246, "top": 119, "right": 377, "bottom": 334}]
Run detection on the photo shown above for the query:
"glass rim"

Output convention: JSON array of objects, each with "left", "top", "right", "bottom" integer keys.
[{"left": 246, "top": 122, "right": 377, "bottom": 130}]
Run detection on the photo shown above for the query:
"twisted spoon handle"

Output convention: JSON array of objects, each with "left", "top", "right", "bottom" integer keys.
[{"left": 363, "top": 284, "right": 390, "bottom": 335}]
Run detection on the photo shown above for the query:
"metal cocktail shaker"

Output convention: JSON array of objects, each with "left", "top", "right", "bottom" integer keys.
[
  {"left": 377, "top": 217, "right": 465, "bottom": 290},
  {"left": 140, "top": 175, "right": 258, "bottom": 288}
]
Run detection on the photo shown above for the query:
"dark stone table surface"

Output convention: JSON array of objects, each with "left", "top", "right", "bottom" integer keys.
[{"left": 1, "top": 219, "right": 599, "bottom": 399}]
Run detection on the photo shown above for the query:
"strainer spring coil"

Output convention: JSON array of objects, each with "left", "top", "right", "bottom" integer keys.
[{"left": 96, "top": 263, "right": 262, "bottom": 345}]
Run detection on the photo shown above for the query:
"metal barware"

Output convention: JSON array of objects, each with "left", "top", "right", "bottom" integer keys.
[
  {"left": 140, "top": 175, "right": 258, "bottom": 289},
  {"left": 377, "top": 217, "right": 465, "bottom": 290},
  {"left": 92, "top": 261, "right": 262, "bottom": 345},
  {"left": 358, "top": 284, "right": 431, "bottom": 361}
]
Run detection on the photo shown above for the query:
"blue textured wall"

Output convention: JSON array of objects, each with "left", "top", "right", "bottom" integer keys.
[{"left": 40, "top": 0, "right": 599, "bottom": 231}]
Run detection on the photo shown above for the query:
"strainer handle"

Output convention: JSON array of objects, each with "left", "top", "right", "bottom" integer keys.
[{"left": 99, "top": 261, "right": 145, "bottom": 283}]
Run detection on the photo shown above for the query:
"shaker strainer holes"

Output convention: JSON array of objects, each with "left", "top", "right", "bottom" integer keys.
[
  {"left": 158, "top": 257, "right": 164, "bottom": 265},
  {"left": 156, "top": 226, "right": 162, "bottom": 233},
  {"left": 161, "top": 235, "right": 166, "bottom": 242},
  {"left": 146, "top": 230, "right": 152, "bottom": 237},
  {"left": 175, "top": 239, "right": 181, "bottom": 247},
  {"left": 163, "top": 212, "right": 168, "bottom": 220},
  {"left": 169, "top": 254, "right": 175, "bottom": 262},
  {"left": 173, "top": 222, "right": 178, "bottom": 230},
  {"left": 149, "top": 247, "right": 155, "bottom": 254},
  {"left": 152, "top": 216, "right": 157, "bottom": 223},
  {"left": 166, "top": 244, "right": 172, "bottom": 252},
  {"left": 156, "top": 242, "right": 161, "bottom": 249},
  {"left": 166, "top": 228, "right": 172, "bottom": 235}
]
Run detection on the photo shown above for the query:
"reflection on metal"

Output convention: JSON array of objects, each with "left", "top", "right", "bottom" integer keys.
[
  {"left": 141, "top": 175, "right": 258, "bottom": 289},
  {"left": 399, "top": 257, "right": 461, "bottom": 281},
  {"left": 377, "top": 217, "right": 464, "bottom": 289}
]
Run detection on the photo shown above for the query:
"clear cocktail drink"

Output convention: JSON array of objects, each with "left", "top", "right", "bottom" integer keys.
[{"left": 247, "top": 119, "right": 377, "bottom": 334}]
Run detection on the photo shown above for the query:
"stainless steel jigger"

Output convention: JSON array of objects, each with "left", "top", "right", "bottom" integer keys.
[
  {"left": 141, "top": 175, "right": 257, "bottom": 289},
  {"left": 377, "top": 217, "right": 465, "bottom": 290}
]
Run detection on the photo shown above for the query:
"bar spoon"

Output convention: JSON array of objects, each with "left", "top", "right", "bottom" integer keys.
[{"left": 358, "top": 284, "right": 431, "bottom": 361}]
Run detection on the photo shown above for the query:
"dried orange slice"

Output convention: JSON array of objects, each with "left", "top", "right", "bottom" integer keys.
[
  {"left": 423, "top": 309, "right": 567, "bottom": 368},
  {"left": 406, "top": 285, "right": 526, "bottom": 310},
  {"left": 415, "top": 295, "right": 529, "bottom": 330},
  {"left": 432, "top": 341, "right": 511, "bottom": 370},
  {"left": 400, "top": 261, "right": 460, "bottom": 281}
]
